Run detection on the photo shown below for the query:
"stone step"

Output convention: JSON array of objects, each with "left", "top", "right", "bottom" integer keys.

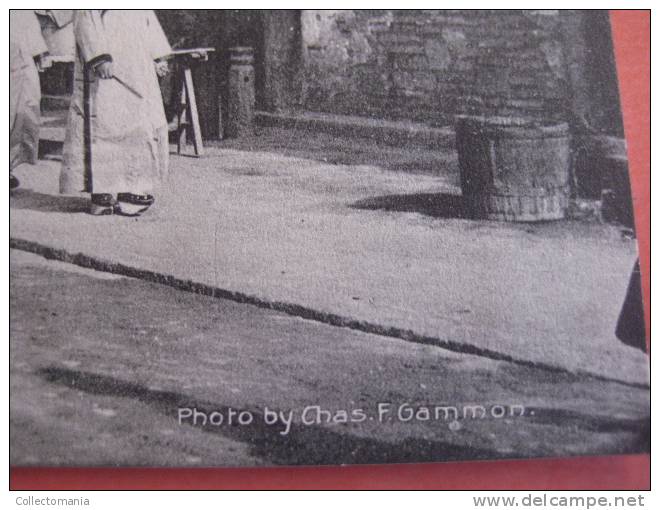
[{"left": 256, "top": 111, "right": 456, "bottom": 150}]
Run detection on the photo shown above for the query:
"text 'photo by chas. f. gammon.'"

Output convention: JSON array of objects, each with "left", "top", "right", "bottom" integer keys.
[{"left": 9, "top": 9, "right": 649, "bottom": 467}]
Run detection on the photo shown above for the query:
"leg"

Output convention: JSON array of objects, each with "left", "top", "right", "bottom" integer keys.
[
  {"left": 177, "top": 77, "right": 188, "bottom": 155},
  {"left": 182, "top": 67, "right": 204, "bottom": 157}
]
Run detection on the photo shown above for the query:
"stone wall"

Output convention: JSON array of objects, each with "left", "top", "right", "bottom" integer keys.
[
  {"left": 154, "top": 10, "right": 622, "bottom": 134},
  {"left": 299, "top": 10, "right": 612, "bottom": 126}
]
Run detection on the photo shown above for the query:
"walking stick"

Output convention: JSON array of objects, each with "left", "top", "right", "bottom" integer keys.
[
  {"left": 82, "top": 65, "right": 140, "bottom": 193},
  {"left": 83, "top": 62, "right": 93, "bottom": 193}
]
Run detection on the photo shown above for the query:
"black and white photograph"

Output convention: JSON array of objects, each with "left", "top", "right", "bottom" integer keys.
[{"left": 9, "top": 9, "right": 650, "bottom": 469}]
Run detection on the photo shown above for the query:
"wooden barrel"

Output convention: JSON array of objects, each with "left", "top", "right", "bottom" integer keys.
[{"left": 456, "top": 116, "right": 571, "bottom": 222}]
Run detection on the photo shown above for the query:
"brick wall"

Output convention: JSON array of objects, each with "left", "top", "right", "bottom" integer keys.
[
  {"left": 154, "top": 10, "right": 621, "bottom": 135},
  {"left": 300, "top": 10, "right": 580, "bottom": 125}
]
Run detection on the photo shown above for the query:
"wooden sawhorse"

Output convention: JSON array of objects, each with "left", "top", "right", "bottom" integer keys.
[{"left": 170, "top": 47, "right": 215, "bottom": 158}]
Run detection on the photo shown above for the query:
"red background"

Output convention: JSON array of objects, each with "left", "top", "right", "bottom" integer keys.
[{"left": 10, "top": 10, "right": 650, "bottom": 490}]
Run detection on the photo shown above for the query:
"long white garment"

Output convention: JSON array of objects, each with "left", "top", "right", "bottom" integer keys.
[
  {"left": 60, "top": 10, "right": 171, "bottom": 195},
  {"left": 10, "top": 11, "right": 48, "bottom": 171},
  {"left": 34, "top": 10, "right": 75, "bottom": 57}
]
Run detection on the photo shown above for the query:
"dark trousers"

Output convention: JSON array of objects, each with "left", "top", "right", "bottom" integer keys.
[{"left": 616, "top": 260, "right": 647, "bottom": 352}]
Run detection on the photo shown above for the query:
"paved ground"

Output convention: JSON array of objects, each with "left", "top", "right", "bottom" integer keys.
[
  {"left": 10, "top": 138, "right": 648, "bottom": 385},
  {"left": 10, "top": 250, "right": 650, "bottom": 467}
]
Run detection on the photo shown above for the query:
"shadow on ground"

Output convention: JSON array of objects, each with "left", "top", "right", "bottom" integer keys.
[
  {"left": 10, "top": 189, "right": 88, "bottom": 214},
  {"left": 526, "top": 407, "right": 649, "bottom": 452},
  {"left": 351, "top": 192, "right": 468, "bottom": 219},
  {"left": 39, "top": 366, "right": 500, "bottom": 466}
]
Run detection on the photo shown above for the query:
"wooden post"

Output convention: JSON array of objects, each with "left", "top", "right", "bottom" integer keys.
[
  {"left": 177, "top": 84, "right": 188, "bottom": 153},
  {"left": 83, "top": 63, "right": 93, "bottom": 193},
  {"left": 183, "top": 67, "right": 204, "bottom": 157}
]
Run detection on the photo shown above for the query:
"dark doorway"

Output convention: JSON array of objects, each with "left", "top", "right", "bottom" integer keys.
[{"left": 156, "top": 10, "right": 302, "bottom": 140}]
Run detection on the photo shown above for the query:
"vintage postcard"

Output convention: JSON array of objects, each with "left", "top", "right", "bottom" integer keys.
[{"left": 9, "top": 9, "right": 649, "bottom": 468}]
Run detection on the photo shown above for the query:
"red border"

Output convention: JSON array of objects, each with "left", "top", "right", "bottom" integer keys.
[
  {"left": 10, "top": 9, "right": 650, "bottom": 490},
  {"left": 611, "top": 10, "right": 651, "bottom": 354}
]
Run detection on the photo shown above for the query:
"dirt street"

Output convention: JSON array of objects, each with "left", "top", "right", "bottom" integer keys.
[{"left": 10, "top": 250, "right": 649, "bottom": 467}]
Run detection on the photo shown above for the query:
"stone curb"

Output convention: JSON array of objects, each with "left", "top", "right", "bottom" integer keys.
[
  {"left": 10, "top": 237, "right": 648, "bottom": 390},
  {"left": 255, "top": 111, "right": 456, "bottom": 149}
]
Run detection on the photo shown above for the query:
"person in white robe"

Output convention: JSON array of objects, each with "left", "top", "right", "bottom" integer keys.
[
  {"left": 10, "top": 10, "right": 50, "bottom": 190},
  {"left": 59, "top": 10, "right": 171, "bottom": 216},
  {"left": 34, "top": 10, "right": 75, "bottom": 57}
]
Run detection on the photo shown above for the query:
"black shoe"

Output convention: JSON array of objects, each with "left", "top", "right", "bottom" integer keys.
[
  {"left": 90, "top": 193, "right": 118, "bottom": 216},
  {"left": 116, "top": 193, "right": 155, "bottom": 216},
  {"left": 10, "top": 174, "right": 19, "bottom": 190}
]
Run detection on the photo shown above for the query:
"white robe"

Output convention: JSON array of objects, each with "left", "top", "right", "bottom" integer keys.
[
  {"left": 35, "top": 10, "right": 75, "bottom": 57},
  {"left": 10, "top": 11, "right": 48, "bottom": 171},
  {"left": 60, "top": 10, "right": 171, "bottom": 195}
]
